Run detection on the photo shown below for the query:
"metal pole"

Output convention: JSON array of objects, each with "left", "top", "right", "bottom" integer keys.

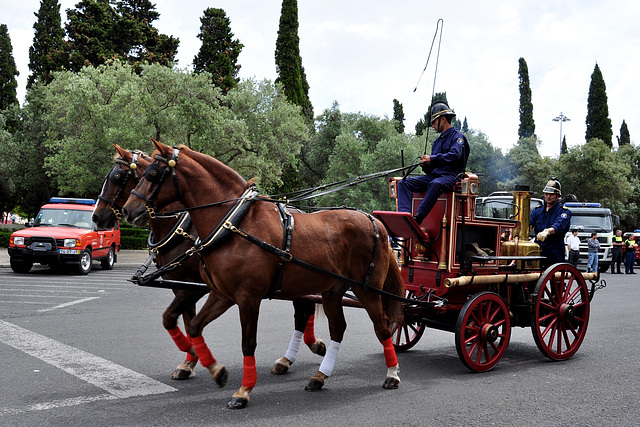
[{"left": 553, "top": 112, "right": 570, "bottom": 154}]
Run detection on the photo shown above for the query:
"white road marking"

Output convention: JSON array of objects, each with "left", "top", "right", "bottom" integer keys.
[
  {"left": 0, "top": 320, "right": 176, "bottom": 414},
  {"left": 0, "top": 394, "right": 118, "bottom": 416},
  {"left": 37, "top": 297, "right": 101, "bottom": 312}
]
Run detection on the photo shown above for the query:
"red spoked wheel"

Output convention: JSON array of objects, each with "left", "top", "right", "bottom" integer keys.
[
  {"left": 455, "top": 292, "right": 511, "bottom": 372},
  {"left": 531, "top": 263, "right": 590, "bottom": 360},
  {"left": 390, "top": 290, "right": 426, "bottom": 352}
]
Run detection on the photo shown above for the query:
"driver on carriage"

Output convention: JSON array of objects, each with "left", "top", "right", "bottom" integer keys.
[{"left": 397, "top": 100, "right": 470, "bottom": 225}]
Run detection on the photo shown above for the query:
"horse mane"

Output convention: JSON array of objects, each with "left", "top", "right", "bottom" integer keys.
[
  {"left": 112, "top": 146, "right": 151, "bottom": 161},
  {"left": 178, "top": 144, "right": 248, "bottom": 188}
]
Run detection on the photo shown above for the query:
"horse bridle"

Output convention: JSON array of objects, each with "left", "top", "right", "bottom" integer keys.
[
  {"left": 98, "top": 152, "right": 141, "bottom": 220},
  {"left": 130, "top": 147, "right": 181, "bottom": 219}
]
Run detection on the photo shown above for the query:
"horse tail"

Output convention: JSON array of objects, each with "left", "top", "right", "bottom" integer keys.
[{"left": 381, "top": 249, "right": 405, "bottom": 326}]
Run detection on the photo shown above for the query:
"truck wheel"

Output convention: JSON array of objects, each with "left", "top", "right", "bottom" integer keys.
[
  {"left": 598, "top": 262, "right": 610, "bottom": 273},
  {"left": 101, "top": 247, "right": 115, "bottom": 270},
  {"left": 77, "top": 249, "right": 92, "bottom": 275},
  {"left": 10, "top": 259, "right": 33, "bottom": 274}
]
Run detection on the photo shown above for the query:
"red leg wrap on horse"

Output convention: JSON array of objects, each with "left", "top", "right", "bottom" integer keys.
[
  {"left": 168, "top": 327, "right": 192, "bottom": 352},
  {"left": 185, "top": 335, "right": 197, "bottom": 362},
  {"left": 303, "top": 314, "right": 316, "bottom": 346},
  {"left": 242, "top": 356, "right": 257, "bottom": 389},
  {"left": 382, "top": 337, "right": 398, "bottom": 368},
  {"left": 191, "top": 335, "right": 216, "bottom": 367}
]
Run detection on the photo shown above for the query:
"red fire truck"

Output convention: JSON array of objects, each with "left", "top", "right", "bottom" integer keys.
[{"left": 7, "top": 197, "right": 120, "bottom": 274}]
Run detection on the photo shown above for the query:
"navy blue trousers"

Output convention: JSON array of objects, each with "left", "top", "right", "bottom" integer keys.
[{"left": 397, "top": 174, "right": 456, "bottom": 217}]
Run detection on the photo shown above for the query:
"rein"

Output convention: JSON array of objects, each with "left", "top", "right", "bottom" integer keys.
[{"left": 129, "top": 146, "right": 437, "bottom": 307}]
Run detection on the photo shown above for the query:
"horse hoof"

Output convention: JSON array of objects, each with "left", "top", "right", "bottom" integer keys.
[
  {"left": 310, "top": 340, "right": 326, "bottom": 357},
  {"left": 214, "top": 366, "right": 228, "bottom": 388},
  {"left": 271, "top": 363, "right": 289, "bottom": 375},
  {"left": 171, "top": 368, "right": 193, "bottom": 380},
  {"left": 305, "top": 378, "right": 324, "bottom": 392},
  {"left": 227, "top": 397, "right": 249, "bottom": 409},
  {"left": 382, "top": 377, "right": 399, "bottom": 390}
]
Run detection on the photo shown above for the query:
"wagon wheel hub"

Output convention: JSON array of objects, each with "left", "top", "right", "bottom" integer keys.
[
  {"left": 558, "top": 303, "right": 574, "bottom": 321},
  {"left": 481, "top": 323, "right": 499, "bottom": 343}
]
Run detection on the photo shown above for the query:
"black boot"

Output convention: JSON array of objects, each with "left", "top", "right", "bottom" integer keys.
[{"left": 413, "top": 212, "right": 425, "bottom": 225}]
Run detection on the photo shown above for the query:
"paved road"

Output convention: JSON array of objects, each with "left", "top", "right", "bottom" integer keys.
[{"left": 0, "top": 259, "right": 638, "bottom": 426}]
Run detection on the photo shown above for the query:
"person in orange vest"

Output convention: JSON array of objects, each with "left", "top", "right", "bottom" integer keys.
[{"left": 624, "top": 234, "right": 638, "bottom": 274}]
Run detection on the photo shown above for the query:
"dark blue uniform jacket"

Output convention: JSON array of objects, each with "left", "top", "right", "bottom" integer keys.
[{"left": 530, "top": 203, "right": 571, "bottom": 265}]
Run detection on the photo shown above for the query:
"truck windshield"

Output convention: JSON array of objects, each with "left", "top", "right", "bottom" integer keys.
[
  {"left": 570, "top": 214, "right": 612, "bottom": 232},
  {"left": 34, "top": 208, "right": 94, "bottom": 230}
]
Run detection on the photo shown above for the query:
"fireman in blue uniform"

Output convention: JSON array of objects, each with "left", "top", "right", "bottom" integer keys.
[
  {"left": 397, "top": 100, "right": 469, "bottom": 224},
  {"left": 530, "top": 178, "right": 572, "bottom": 268}
]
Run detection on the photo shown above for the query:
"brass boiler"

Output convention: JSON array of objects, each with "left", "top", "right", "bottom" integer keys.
[{"left": 500, "top": 186, "right": 541, "bottom": 269}]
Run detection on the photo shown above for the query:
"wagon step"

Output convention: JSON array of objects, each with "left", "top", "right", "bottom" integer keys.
[{"left": 372, "top": 211, "right": 429, "bottom": 243}]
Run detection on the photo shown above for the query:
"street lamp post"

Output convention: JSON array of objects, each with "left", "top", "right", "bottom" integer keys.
[{"left": 552, "top": 112, "right": 570, "bottom": 154}]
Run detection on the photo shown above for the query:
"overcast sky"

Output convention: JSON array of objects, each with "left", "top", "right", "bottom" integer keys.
[{"left": 4, "top": 0, "right": 639, "bottom": 157}]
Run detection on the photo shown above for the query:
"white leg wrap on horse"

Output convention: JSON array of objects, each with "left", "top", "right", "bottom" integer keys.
[
  {"left": 387, "top": 365, "right": 400, "bottom": 381},
  {"left": 319, "top": 340, "right": 341, "bottom": 377},
  {"left": 284, "top": 330, "right": 303, "bottom": 363}
]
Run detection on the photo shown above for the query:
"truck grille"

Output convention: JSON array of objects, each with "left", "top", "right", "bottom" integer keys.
[{"left": 26, "top": 236, "right": 61, "bottom": 249}]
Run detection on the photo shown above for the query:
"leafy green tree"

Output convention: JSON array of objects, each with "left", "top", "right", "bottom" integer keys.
[
  {"left": 0, "top": 24, "right": 19, "bottom": 111},
  {"left": 27, "top": 0, "right": 66, "bottom": 89},
  {"left": 193, "top": 78, "right": 309, "bottom": 193},
  {"left": 557, "top": 138, "right": 632, "bottom": 207},
  {"left": 275, "top": 0, "right": 313, "bottom": 124},
  {"left": 193, "top": 8, "right": 243, "bottom": 93},
  {"left": 462, "top": 117, "right": 469, "bottom": 133},
  {"left": 33, "top": 61, "right": 308, "bottom": 196},
  {"left": 585, "top": 63, "right": 612, "bottom": 147},
  {"left": 617, "top": 120, "right": 630, "bottom": 146},
  {"left": 392, "top": 99, "right": 405, "bottom": 133},
  {"left": 610, "top": 143, "right": 640, "bottom": 229},
  {"left": 11, "top": 87, "right": 58, "bottom": 217},
  {"left": 0, "top": 113, "right": 19, "bottom": 214},
  {"left": 315, "top": 112, "right": 423, "bottom": 212},
  {"left": 518, "top": 57, "right": 535, "bottom": 138},
  {"left": 465, "top": 130, "right": 505, "bottom": 195},
  {"left": 300, "top": 101, "right": 342, "bottom": 188},
  {"left": 500, "top": 136, "right": 555, "bottom": 196}
]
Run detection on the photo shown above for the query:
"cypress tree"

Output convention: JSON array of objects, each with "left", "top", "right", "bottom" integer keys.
[
  {"left": 561, "top": 135, "right": 568, "bottom": 155},
  {"left": 617, "top": 120, "right": 630, "bottom": 146},
  {"left": 0, "top": 24, "right": 19, "bottom": 110},
  {"left": 275, "top": 0, "right": 313, "bottom": 123},
  {"left": 28, "top": 0, "right": 66, "bottom": 89},
  {"left": 392, "top": 99, "right": 405, "bottom": 133},
  {"left": 65, "top": 0, "right": 120, "bottom": 71},
  {"left": 65, "top": 0, "right": 178, "bottom": 72},
  {"left": 115, "top": 0, "right": 178, "bottom": 68},
  {"left": 462, "top": 117, "right": 469, "bottom": 133},
  {"left": 585, "top": 63, "right": 612, "bottom": 147},
  {"left": 193, "top": 8, "right": 243, "bottom": 93},
  {"left": 518, "top": 57, "right": 535, "bottom": 138}
]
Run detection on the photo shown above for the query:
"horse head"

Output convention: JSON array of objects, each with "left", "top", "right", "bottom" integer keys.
[
  {"left": 92, "top": 144, "right": 152, "bottom": 230},
  {"left": 121, "top": 138, "right": 248, "bottom": 228}
]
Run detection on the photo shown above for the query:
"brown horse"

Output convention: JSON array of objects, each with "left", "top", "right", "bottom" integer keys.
[
  {"left": 93, "top": 145, "right": 326, "bottom": 383},
  {"left": 121, "top": 140, "right": 405, "bottom": 409}
]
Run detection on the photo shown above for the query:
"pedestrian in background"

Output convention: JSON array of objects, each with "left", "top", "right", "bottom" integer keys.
[
  {"left": 566, "top": 228, "right": 580, "bottom": 267},
  {"left": 611, "top": 229, "right": 624, "bottom": 273},
  {"left": 587, "top": 232, "right": 600, "bottom": 273},
  {"left": 624, "top": 234, "right": 637, "bottom": 274}
]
